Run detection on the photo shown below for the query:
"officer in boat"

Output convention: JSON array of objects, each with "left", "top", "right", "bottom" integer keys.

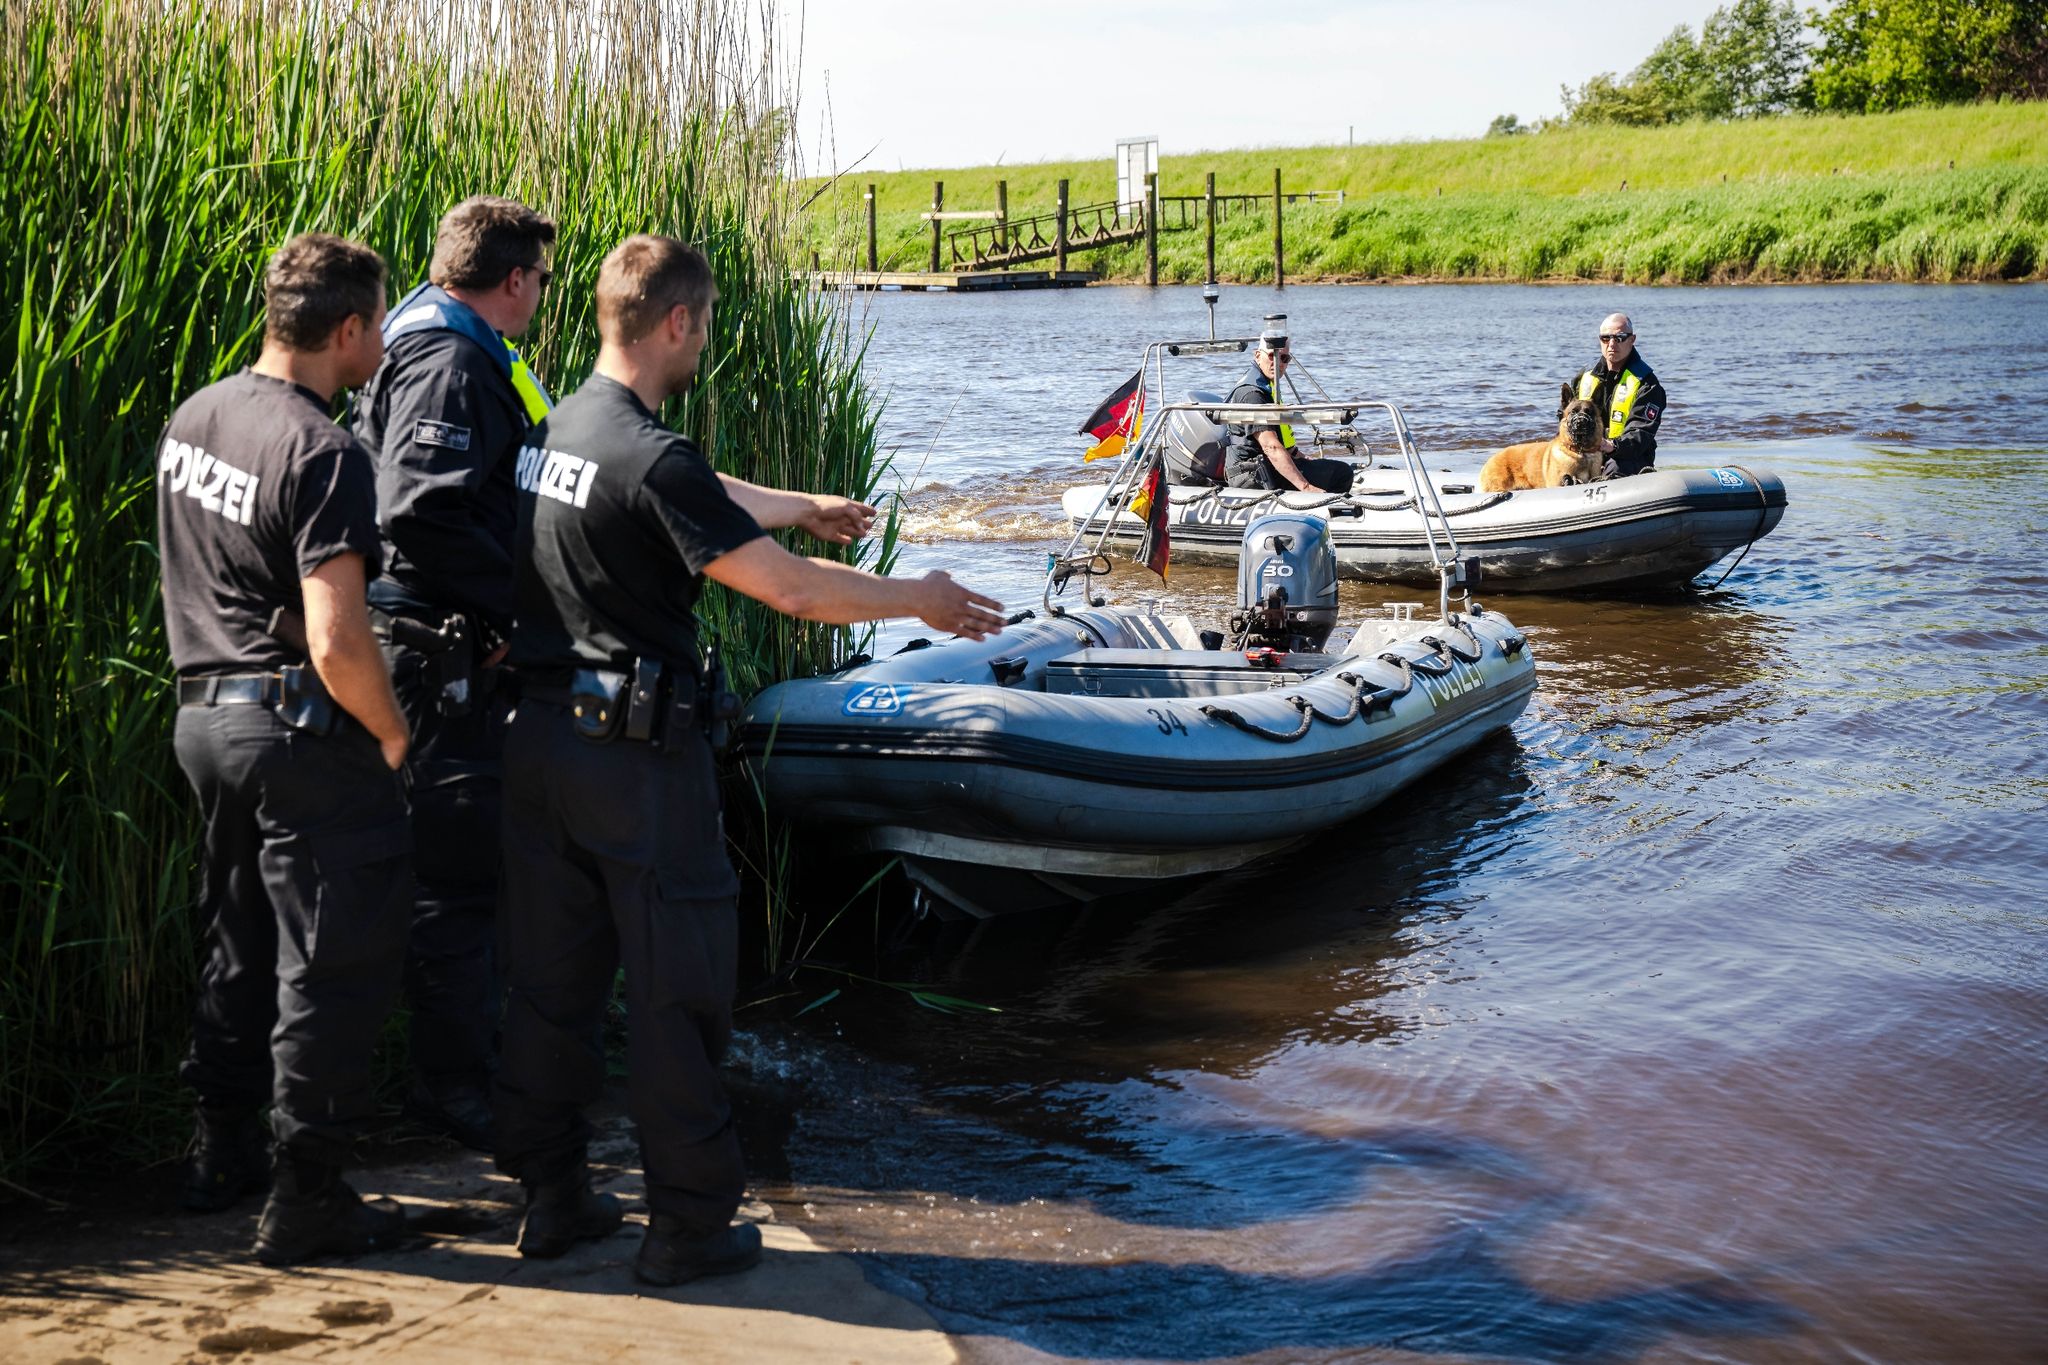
[
  {"left": 159, "top": 233, "right": 415, "bottom": 1264},
  {"left": 492, "top": 234, "right": 1005, "bottom": 1284},
  {"left": 1225, "top": 317, "right": 1354, "bottom": 494},
  {"left": 350, "top": 196, "right": 558, "bottom": 1152},
  {"left": 1563, "top": 312, "right": 1666, "bottom": 478}
]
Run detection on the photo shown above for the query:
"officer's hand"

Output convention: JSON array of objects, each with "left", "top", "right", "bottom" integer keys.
[
  {"left": 1598, "top": 437, "right": 1615, "bottom": 454},
  {"left": 482, "top": 643, "right": 509, "bottom": 668},
  {"left": 379, "top": 732, "right": 409, "bottom": 771},
  {"left": 1601, "top": 458, "right": 1621, "bottom": 481},
  {"left": 798, "top": 494, "right": 878, "bottom": 546},
  {"left": 916, "top": 571, "right": 1005, "bottom": 642}
]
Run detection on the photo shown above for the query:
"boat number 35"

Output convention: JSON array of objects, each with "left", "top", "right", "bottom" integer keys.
[
  {"left": 1147, "top": 707, "right": 1188, "bottom": 736},
  {"left": 1582, "top": 484, "right": 1608, "bottom": 502}
]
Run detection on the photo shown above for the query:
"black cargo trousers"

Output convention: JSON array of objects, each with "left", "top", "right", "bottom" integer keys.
[
  {"left": 174, "top": 704, "right": 412, "bottom": 1163},
  {"left": 493, "top": 699, "right": 743, "bottom": 1234},
  {"left": 380, "top": 624, "right": 512, "bottom": 1092}
]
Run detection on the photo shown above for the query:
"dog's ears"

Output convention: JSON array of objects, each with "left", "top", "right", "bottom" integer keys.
[{"left": 1560, "top": 381, "right": 1575, "bottom": 406}]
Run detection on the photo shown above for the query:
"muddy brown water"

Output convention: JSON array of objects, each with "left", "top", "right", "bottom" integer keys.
[{"left": 734, "top": 284, "right": 2048, "bottom": 1363}]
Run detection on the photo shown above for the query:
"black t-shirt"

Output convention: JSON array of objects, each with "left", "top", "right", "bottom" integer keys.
[
  {"left": 509, "top": 374, "right": 765, "bottom": 676},
  {"left": 352, "top": 329, "right": 527, "bottom": 635},
  {"left": 156, "top": 370, "right": 381, "bottom": 676}
]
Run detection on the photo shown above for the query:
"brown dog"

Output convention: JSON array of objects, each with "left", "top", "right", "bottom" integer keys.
[{"left": 1478, "top": 385, "right": 1606, "bottom": 492}]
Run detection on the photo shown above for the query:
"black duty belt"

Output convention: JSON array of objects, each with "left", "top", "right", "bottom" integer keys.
[{"left": 178, "top": 673, "right": 283, "bottom": 706}]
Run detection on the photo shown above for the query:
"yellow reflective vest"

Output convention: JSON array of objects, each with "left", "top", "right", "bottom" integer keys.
[
  {"left": 506, "top": 341, "right": 552, "bottom": 424},
  {"left": 1577, "top": 364, "right": 1643, "bottom": 441}
]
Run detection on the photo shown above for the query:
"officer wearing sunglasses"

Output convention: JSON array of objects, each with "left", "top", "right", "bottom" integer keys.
[{"left": 1563, "top": 312, "right": 1666, "bottom": 478}]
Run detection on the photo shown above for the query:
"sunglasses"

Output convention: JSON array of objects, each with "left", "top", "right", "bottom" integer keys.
[
  {"left": 1599, "top": 332, "right": 1633, "bottom": 342},
  {"left": 1266, "top": 346, "right": 1292, "bottom": 360},
  {"left": 525, "top": 263, "right": 553, "bottom": 291}
]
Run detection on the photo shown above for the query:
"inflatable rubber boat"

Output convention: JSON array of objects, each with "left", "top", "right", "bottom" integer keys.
[
  {"left": 1064, "top": 360, "right": 1787, "bottom": 593},
  {"left": 738, "top": 393, "right": 1537, "bottom": 918}
]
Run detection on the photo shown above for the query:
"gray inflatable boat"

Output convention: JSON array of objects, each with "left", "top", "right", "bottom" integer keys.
[
  {"left": 1064, "top": 387, "right": 1787, "bottom": 593},
  {"left": 739, "top": 391, "right": 1537, "bottom": 918}
]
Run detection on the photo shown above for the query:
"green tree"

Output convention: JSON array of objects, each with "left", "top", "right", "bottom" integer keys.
[
  {"left": 1809, "top": 0, "right": 2048, "bottom": 112},
  {"left": 1485, "top": 113, "right": 1526, "bottom": 136},
  {"left": 1565, "top": 0, "right": 1809, "bottom": 124}
]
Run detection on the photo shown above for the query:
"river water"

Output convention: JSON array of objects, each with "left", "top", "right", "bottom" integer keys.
[{"left": 739, "top": 283, "right": 2048, "bottom": 1363}]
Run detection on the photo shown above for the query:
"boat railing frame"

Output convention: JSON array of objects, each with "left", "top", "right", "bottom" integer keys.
[{"left": 1045, "top": 394, "right": 1469, "bottom": 621}]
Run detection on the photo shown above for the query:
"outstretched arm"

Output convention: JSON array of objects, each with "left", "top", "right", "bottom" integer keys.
[
  {"left": 717, "top": 474, "right": 876, "bottom": 545},
  {"left": 703, "top": 537, "right": 1004, "bottom": 640}
]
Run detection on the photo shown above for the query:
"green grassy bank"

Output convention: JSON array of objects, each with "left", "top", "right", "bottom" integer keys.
[
  {"left": 801, "top": 102, "right": 2048, "bottom": 282},
  {"left": 0, "top": 0, "right": 876, "bottom": 1184}
]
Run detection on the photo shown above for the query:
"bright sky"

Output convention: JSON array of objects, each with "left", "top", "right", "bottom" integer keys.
[{"left": 791, "top": 0, "right": 1733, "bottom": 173}]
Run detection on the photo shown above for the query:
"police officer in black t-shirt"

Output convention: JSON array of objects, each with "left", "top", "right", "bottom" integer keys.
[
  {"left": 158, "top": 234, "right": 416, "bottom": 1265},
  {"left": 351, "top": 197, "right": 558, "bottom": 1151},
  {"left": 494, "top": 234, "right": 1005, "bottom": 1284}
]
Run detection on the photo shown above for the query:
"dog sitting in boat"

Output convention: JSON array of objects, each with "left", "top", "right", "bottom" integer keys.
[{"left": 1477, "top": 387, "right": 1607, "bottom": 492}]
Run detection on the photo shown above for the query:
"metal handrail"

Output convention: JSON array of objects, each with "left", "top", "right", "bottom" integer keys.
[{"left": 1044, "top": 393, "right": 1467, "bottom": 622}]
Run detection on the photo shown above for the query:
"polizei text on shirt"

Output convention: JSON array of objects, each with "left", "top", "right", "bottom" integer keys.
[
  {"left": 159, "top": 439, "right": 259, "bottom": 525},
  {"left": 517, "top": 444, "right": 600, "bottom": 509}
]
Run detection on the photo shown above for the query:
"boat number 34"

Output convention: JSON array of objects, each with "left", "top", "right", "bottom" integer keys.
[{"left": 1147, "top": 707, "right": 1189, "bottom": 736}]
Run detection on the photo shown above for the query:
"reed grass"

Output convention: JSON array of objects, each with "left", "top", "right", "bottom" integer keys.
[
  {"left": 0, "top": 0, "right": 879, "bottom": 1183},
  {"left": 802, "top": 102, "right": 2048, "bottom": 283}
]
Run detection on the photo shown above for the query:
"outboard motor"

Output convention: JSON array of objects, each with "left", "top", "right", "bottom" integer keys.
[
  {"left": 1162, "top": 390, "right": 1230, "bottom": 485},
  {"left": 1231, "top": 512, "right": 1338, "bottom": 653}
]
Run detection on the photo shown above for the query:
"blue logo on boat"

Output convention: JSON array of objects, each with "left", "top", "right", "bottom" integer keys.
[
  {"left": 1711, "top": 468, "right": 1748, "bottom": 488},
  {"left": 843, "top": 683, "right": 909, "bottom": 716}
]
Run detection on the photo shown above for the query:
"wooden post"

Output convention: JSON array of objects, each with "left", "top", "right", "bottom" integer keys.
[
  {"left": 1273, "top": 167, "right": 1285, "bottom": 289},
  {"left": 865, "top": 183, "right": 877, "bottom": 272},
  {"left": 995, "top": 178, "right": 1009, "bottom": 256},
  {"left": 1055, "top": 178, "right": 1069, "bottom": 272},
  {"left": 1205, "top": 171, "right": 1216, "bottom": 282},
  {"left": 1145, "top": 172, "right": 1159, "bottom": 287},
  {"left": 929, "top": 180, "right": 943, "bottom": 273}
]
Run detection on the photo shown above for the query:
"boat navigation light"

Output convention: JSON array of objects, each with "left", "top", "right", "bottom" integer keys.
[{"left": 1202, "top": 281, "right": 1220, "bottom": 339}]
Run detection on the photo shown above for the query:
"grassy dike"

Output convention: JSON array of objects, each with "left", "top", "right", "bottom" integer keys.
[
  {"left": 0, "top": 0, "right": 878, "bottom": 1183},
  {"left": 801, "top": 102, "right": 2048, "bottom": 282}
]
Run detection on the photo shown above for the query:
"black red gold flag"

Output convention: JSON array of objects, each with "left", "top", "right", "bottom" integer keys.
[
  {"left": 1130, "top": 459, "right": 1170, "bottom": 580},
  {"left": 1079, "top": 369, "right": 1145, "bottom": 461}
]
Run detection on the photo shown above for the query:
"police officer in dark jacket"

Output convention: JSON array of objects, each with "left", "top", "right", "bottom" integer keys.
[
  {"left": 351, "top": 196, "right": 557, "bottom": 1150},
  {"left": 494, "top": 234, "right": 1005, "bottom": 1283},
  {"left": 1225, "top": 320, "right": 1354, "bottom": 494},
  {"left": 1561, "top": 312, "right": 1667, "bottom": 478},
  {"left": 159, "top": 233, "right": 415, "bottom": 1264}
]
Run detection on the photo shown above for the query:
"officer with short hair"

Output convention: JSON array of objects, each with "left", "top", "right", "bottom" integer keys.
[
  {"left": 1226, "top": 317, "right": 1353, "bottom": 494},
  {"left": 1563, "top": 312, "right": 1667, "bottom": 477},
  {"left": 493, "top": 234, "right": 1005, "bottom": 1284},
  {"left": 351, "top": 195, "right": 558, "bottom": 1150},
  {"left": 160, "top": 232, "right": 415, "bottom": 1264}
]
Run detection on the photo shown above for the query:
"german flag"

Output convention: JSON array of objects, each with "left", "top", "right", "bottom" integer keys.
[
  {"left": 1079, "top": 368, "right": 1144, "bottom": 462},
  {"left": 1129, "top": 458, "right": 1170, "bottom": 580}
]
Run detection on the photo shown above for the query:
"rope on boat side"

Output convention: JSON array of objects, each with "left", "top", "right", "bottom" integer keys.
[
  {"left": 1198, "top": 660, "right": 1411, "bottom": 743},
  {"left": 1702, "top": 464, "right": 1772, "bottom": 591}
]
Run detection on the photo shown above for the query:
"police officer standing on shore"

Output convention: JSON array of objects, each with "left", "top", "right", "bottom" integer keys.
[
  {"left": 1563, "top": 312, "right": 1667, "bottom": 477},
  {"left": 351, "top": 196, "right": 558, "bottom": 1150},
  {"left": 161, "top": 233, "right": 416, "bottom": 1264},
  {"left": 493, "top": 234, "right": 1005, "bottom": 1283}
]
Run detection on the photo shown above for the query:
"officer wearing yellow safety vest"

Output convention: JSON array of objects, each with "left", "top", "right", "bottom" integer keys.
[
  {"left": 349, "top": 196, "right": 558, "bottom": 1153},
  {"left": 1562, "top": 312, "right": 1666, "bottom": 479},
  {"left": 1225, "top": 318, "right": 1353, "bottom": 494}
]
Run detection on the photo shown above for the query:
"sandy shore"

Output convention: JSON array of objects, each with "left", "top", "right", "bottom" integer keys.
[{"left": 0, "top": 1116, "right": 955, "bottom": 1364}]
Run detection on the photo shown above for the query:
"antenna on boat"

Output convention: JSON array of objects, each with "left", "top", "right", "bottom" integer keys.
[{"left": 1202, "top": 282, "right": 1219, "bottom": 340}]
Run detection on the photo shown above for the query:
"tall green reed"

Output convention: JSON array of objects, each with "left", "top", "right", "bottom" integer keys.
[{"left": 0, "top": 0, "right": 881, "bottom": 1183}]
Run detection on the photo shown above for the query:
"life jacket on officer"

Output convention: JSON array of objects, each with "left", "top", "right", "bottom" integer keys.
[
  {"left": 384, "top": 282, "right": 553, "bottom": 423},
  {"left": 1574, "top": 352, "right": 1652, "bottom": 442}
]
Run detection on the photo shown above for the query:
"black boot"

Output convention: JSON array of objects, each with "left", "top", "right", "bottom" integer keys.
[
  {"left": 182, "top": 1106, "right": 271, "bottom": 1213},
  {"left": 404, "top": 1078, "right": 494, "bottom": 1152},
  {"left": 633, "top": 1216, "right": 762, "bottom": 1287},
  {"left": 252, "top": 1155, "right": 408, "bottom": 1267},
  {"left": 516, "top": 1169, "right": 624, "bottom": 1259}
]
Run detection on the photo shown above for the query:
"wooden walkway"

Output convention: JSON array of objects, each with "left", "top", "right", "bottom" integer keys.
[{"left": 797, "top": 269, "right": 1098, "bottom": 292}]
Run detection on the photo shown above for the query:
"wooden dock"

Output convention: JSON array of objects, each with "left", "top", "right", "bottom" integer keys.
[{"left": 797, "top": 269, "right": 1098, "bottom": 292}]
